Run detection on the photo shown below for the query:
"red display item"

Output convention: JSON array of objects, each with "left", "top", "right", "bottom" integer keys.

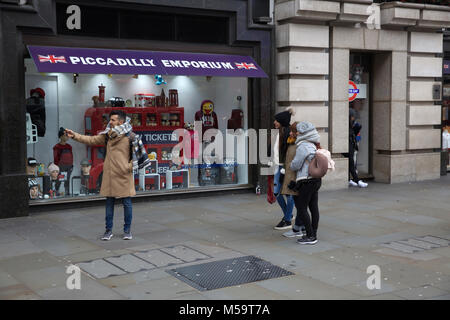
[
  {"left": 98, "top": 84, "right": 105, "bottom": 102},
  {"left": 84, "top": 105, "right": 185, "bottom": 192},
  {"left": 30, "top": 87, "right": 45, "bottom": 98},
  {"left": 53, "top": 143, "right": 73, "bottom": 166},
  {"left": 169, "top": 89, "right": 179, "bottom": 107},
  {"left": 227, "top": 109, "right": 244, "bottom": 130}
]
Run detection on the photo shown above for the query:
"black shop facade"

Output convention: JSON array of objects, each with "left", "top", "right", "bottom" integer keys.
[{"left": 0, "top": 0, "right": 273, "bottom": 218}]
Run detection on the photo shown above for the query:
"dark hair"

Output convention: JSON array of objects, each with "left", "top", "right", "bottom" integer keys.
[
  {"left": 58, "top": 127, "right": 65, "bottom": 138},
  {"left": 109, "top": 110, "right": 126, "bottom": 121},
  {"left": 290, "top": 122, "right": 298, "bottom": 133}
]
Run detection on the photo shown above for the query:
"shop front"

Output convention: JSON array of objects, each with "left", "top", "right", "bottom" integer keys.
[
  {"left": 0, "top": 0, "right": 273, "bottom": 218},
  {"left": 275, "top": 0, "right": 450, "bottom": 189},
  {"left": 443, "top": 59, "right": 450, "bottom": 173}
]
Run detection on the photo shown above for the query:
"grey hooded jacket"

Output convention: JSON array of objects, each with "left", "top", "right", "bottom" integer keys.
[{"left": 290, "top": 122, "right": 320, "bottom": 181}]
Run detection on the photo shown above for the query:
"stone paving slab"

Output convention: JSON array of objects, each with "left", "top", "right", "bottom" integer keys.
[
  {"left": 373, "top": 247, "right": 443, "bottom": 262},
  {"left": 60, "top": 249, "right": 120, "bottom": 264},
  {"left": 397, "top": 239, "right": 442, "bottom": 250},
  {"left": 29, "top": 236, "right": 103, "bottom": 257},
  {"left": 0, "top": 229, "right": 26, "bottom": 244},
  {"left": 316, "top": 247, "right": 396, "bottom": 272},
  {"left": 109, "top": 276, "right": 196, "bottom": 300},
  {"left": 380, "top": 242, "right": 425, "bottom": 254},
  {"left": 380, "top": 262, "right": 450, "bottom": 289},
  {"left": 105, "top": 254, "right": 156, "bottom": 273},
  {"left": 99, "top": 269, "right": 171, "bottom": 289},
  {"left": 200, "top": 282, "right": 290, "bottom": 300},
  {"left": 160, "top": 245, "right": 211, "bottom": 262},
  {"left": 0, "top": 240, "right": 44, "bottom": 260},
  {"left": 36, "top": 278, "right": 125, "bottom": 300},
  {"left": 255, "top": 274, "right": 360, "bottom": 300},
  {"left": 0, "top": 270, "right": 19, "bottom": 288},
  {"left": 78, "top": 259, "right": 126, "bottom": 279},
  {"left": 0, "top": 252, "right": 64, "bottom": 275},
  {"left": 0, "top": 284, "right": 41, "bottom": 300},
  {"left": 11, "top": 265, "right": 70, "bottom": 292},
  {"left": 393, "top": 285, "right": 449, "bottom": 300},
  {"left": 335, "top": 232, "right": 416, "bottom": 248},
  {"left": 342, "top": 279, "right": 402, "bottom": 297},
  {"left": 416, "top": 236, "right": 450, "bottom": 247},
  {"left": 134, "top": 249, "right": 184, "bottom": 267}
]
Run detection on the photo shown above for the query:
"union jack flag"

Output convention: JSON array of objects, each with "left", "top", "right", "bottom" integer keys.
[
  {"left": 235, "top": 62, "right": 257, "bottom": 70},
  {"left": 38, "top": 55, "right": 67, "bottom": 64}
]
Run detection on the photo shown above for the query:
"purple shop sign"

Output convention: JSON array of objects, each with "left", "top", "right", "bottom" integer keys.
[{"left": 27, "top": 45, "right": 268, "bottom": 78}]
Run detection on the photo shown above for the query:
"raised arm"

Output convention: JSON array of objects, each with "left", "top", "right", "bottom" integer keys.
[{"left": 65, "top": 129, "right": 106, "bottom": 146}]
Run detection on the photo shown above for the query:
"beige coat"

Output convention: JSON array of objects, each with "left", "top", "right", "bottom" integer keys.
[
  {"left": 281, "top": 144, "right": 298, "bottom": 196},
  {"left": 73, "top": 131, "right": 136, "bottom": 198}
]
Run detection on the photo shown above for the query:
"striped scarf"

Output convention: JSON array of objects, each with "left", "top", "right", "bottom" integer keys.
[{"left": 100, "top": 117, "right": 151, "bottom": 173}]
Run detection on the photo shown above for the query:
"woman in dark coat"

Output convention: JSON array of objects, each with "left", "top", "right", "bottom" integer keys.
[{"left": 272, "top": 109, "right": 295, "bottom": 230}]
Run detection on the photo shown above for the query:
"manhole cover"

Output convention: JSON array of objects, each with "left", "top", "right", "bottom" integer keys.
[{"left": 166, "top": 255, "right": 294, "bottom": 291}]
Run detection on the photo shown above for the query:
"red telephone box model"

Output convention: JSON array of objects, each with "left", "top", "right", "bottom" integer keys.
[{"left": 84, "top": 106, "right": 185, "bottom": 192}]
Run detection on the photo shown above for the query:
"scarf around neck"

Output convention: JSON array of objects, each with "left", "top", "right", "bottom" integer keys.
[
  {"left": 100, "top": 117, "right": 150, "bottom": 172},
  {"left": 100, "top": 117, "right": 133, "bottom": 137}
]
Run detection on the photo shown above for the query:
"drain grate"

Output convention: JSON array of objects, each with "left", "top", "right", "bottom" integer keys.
[{"left": 166, "top": 255, "right": 294, "bottom": 291}]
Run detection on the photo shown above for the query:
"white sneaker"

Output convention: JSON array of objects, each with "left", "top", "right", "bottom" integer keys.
[
  {"left": 349, "top": 180, "right": 358, "bottom": 187},
  {"left": 283, "top": 229, "right": 303, "bottom": 238},
  {"left": 358, "top": 180, "right": 368, "bottom": 188}
]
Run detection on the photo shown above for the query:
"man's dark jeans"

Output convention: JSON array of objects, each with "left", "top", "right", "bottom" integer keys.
[{"left": 105, "top": 197, "right": 132, "bottom": 232}]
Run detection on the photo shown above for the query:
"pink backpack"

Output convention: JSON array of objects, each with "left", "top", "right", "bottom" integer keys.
[{"left": 308, "top": 148, "right": 335, "bottom": 178}]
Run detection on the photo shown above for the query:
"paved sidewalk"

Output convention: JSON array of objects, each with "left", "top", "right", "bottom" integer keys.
[{"left": 0, "top": 176, "right": 450, "bottom": 300}]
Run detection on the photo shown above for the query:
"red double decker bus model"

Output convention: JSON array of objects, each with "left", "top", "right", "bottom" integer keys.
[{"left": 84, "top": 106, "right": 185, "bottom": 192}]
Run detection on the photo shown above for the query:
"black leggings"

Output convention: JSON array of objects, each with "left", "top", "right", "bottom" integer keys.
[{"left": 293, "top": 179, "right": 321, "bottom": 238}]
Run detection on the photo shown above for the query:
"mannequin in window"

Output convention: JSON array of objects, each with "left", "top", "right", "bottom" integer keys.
[
  {"left": 47, "top": 163, "right": 61, "bottom": 197},
  {"left": 26, "top": 88, "right": 46, "bottom": 137},
  {"left": 27, "top": 157, "right": 42, "bottom": 199},
  {"left": 195, "top": 100, "right": 218, "bottom": 141},
  {"left": 80, "top": 158, "right": 92, "bottom": 195},
  {"left": 29, "top": 178, "right": 41, "bottom": 200},
  {"left": 53, "top": 127, "right": 73, "bottom": 196},
  {"left": 26, "top": 157, "right": 38, "bottom": 176}
]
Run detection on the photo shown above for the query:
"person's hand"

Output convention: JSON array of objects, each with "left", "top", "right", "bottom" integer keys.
[{"left": 65, "top": 129, "right": 75, "bottom": 138}]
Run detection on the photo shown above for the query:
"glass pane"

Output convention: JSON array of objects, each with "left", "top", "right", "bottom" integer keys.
[
  {"left": 146, "top": 113, "right": 157, "bottom": 127},
  {"left": 127, "top": 113, "right": 142, "bottom": 127},
  {"left": 24, "top": 62, "right": 249, "bottom": 203}
]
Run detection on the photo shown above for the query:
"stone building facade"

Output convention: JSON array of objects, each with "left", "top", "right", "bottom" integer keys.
[{"left": 275, "top": 0, "right": 450, "bottom": 190}]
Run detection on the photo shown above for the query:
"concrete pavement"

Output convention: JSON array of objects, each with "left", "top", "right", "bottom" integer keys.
[{"left": 0, "top": 176, "right": 450, "bottom": 300}]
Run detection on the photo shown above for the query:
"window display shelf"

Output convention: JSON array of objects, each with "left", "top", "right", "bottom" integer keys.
[
  {"left": 139, "top": 173, "right": 160, "bottom": 191},
  {"left": 166, "top": 169, "right": 189, "bottom": 189}
]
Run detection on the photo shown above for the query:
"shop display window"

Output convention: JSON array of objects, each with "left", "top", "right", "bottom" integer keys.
[
  {"left": 443, "top": 84, "right": 450, "bottom": 172},
  {"left": 160, "top": 113, "right": 181, "bottom": 127},
  {"left": 127, "top": 113, "right": 142, "bottom": 127},
  {"left": 146, "top": 113, "right": 157, "bottom": 127},
  {"left": 25, "top": 59, "right": 249, "bottom": 203}
]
